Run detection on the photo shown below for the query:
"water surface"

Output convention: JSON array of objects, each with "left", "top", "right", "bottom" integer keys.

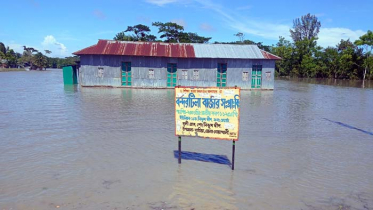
[{"left": 1, "top": 70, "right": 373, "bottom": 209}]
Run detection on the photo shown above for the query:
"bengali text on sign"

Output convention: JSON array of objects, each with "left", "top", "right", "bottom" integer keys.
[{"left": 175, "top": 87, "right": 240, "bottom": 140}]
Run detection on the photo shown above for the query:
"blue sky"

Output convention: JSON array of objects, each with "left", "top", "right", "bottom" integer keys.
[{"left": 1, "top": 0, "right": 372, "bottom": 58}]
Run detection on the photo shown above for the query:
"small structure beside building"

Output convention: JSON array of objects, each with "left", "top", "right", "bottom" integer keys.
[
  {"left": 62, "top": 65, "right": 79, "bottom": 85},
  {"left": 73, "top": 40, "right": 280, "bottom": 89}
]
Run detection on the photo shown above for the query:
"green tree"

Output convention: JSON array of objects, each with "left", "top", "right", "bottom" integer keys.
[
  {"left": 338, "top": 39, "right": 363, "bottom": 79},
  {"left": 292, "top": 38, "right": 318, "bottom": 77},
  {"left": 354, "top": 30, "right": 373, "bottom": 84},
  {"left": 5, "top": 49, "right": 18, "bottom": 68},
  {"left": 114, "top": 22, "right": 209, "bottom": 43},
  {"left": 290, "top": 13, "right": 321, "bottom": 42},
  {"left": 179, "top": 32, "right": 211, "bottom": 43},
  {"left": 337, "top": 47, "right": 356, "bottom": 79},
  {"left": 234, "top": 32, "right": 244, "bottom": 43},
  {"left": 44, "top": 50, "right": 52, "bottom": 68},
  {"left": 33, "top": 52, "right": 48, "bottom": 70},
  {"left": 271, "top": 36, "right": 293, "bottom": 76},
  {"left": 0, "top": 46, "right": 18, "bottom": 68},
  {"left": 337, "top": 39, "right": 355, "bottom": 52},
  {"left": 113, "top": 32, "right": 136, "bottom": 41},
  {"left": 268, "top": 16, "right": 372, "bottom": 81},
  {"left": 242, "top": 40, "right": 255, "bottom": 44},
  {"left": 152, "top": 22, "right": 184, "bottom": 43},
  {"left": 213, "top": 37, "right": 270, "bottom": 51},
  {"left": 256, "top": 42, "right": 271, "bottom": 52},
  {"left": 321, "top": 47, "right": 339, "bottom": 78},
  {"left": 124, "top": 24, "right": 157, "bottom": 41},
  {"left": 0, "top": 42, "right": 6, "bottom": 54},
  {"left": 19, "top": 46, "right": 39, "bottom": 69},
  {"left": 284, "top": 14, "right": 322, "bottom": 78}
]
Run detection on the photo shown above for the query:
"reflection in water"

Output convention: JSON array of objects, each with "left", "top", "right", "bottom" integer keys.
[
  {"left": 172, "top": 164, "right": 238, "bottom": 210},
  {"left": 63, "top": 84, "right": 79, "bottom": 93},
  {"left": 0, "top": 70, "right": 373, "bottom": 209},
  {"left": 278, "top": 77, "right": 373, "bottom": 89}
]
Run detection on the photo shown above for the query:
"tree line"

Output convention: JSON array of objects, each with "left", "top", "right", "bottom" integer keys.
[
  {"left": 113, "top": 22, "right": 212, "bottom": 43},
  {"left": 114, "top": 19, "right": 372, "bottom": 81},
  {"left": 113, "top": 21, "right": 271, "bottom": 50},
  {"left": 271, "top": 14, "right": 373, "bottom": 81},
  {"left": 2, "top": 17, "right": 371, "bottom": 79},
  {"left": 0, "top": 43, "right": 79, "bottom": 70}
]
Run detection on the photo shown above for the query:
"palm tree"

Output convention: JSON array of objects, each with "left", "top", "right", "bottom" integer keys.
[
  {"left": 21, "top": 46, "right": 39, "bottom": 69},
  {"left": 33, "top": 52, "right": 47, "bottom": 70}
]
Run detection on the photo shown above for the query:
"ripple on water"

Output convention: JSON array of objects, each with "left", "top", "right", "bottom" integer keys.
[{"left": 0, "top": 70, "right": 373, "bottom": 209}]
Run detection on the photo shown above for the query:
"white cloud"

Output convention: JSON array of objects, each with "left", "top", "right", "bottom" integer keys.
[
  {"left": 7, "top": 41, "right": 24, "bottom": 53},
  {"left": 171, "top": 19, "right": 187, "bottom": 27},
  {"left": 93, "top": 10, "right": 106, "bottom": 19},
  {"left": 92, "top": 30, "right": 117, "bottom": 36},
  {"left": 136, "top": 16, "right": 151, "bottom": 23},
  {"left": 193, "top": 0, "right": 365, "bottom": 48},
  {"left": 318, "top": 28, "right": 365, "bottom": 48},
  {"left": 195, "top": 0, "right": 290, "bottom": 40},
  {"left": 41, "top": 35, "right": 69, "bottom": 57},
  {"left": 28, "top": 0, "right": 39, "bottom": 7},
  {"left": 236, "top": 5, "right": 252, "bottom": 11},
  {"left": 199, "top": 23, "right": 215, "bottom": 32},
  {"left": 315, "top": 13, "right": 325, "bottom": 17},
  {"left": 145, "top": 0, "right": 366, "bottom": 48},
  {"left": 145, "top": 0, "right": 179, "bottom": 6},
  {"left": 229, "top": 20, "right": 290, "bottom": 40},
  {"left": 3, "top": 41, "right": 38, "bottom": 54}
]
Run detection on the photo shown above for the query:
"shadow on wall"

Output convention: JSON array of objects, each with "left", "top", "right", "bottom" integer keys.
[{"left": 173, "top": 151, "right": 231, "bottom": 166}]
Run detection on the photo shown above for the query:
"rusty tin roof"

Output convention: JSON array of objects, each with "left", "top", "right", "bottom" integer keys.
[
  {"left": 260, "top": 50, "right": 282, "bottom": 60},
  {"left": 74, "top": 40, "right": 281, "bottom": 60}
]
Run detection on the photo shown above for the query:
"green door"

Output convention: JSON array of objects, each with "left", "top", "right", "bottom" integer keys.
[
  {"left": 167, "top": 63, "right": 177, "bottom": 87},
  {"left": 217, "top": 63, "right": 227, "bottom": 87},
  {"left": 62, "top": 65, "right": 78, "bottom": 85},
  {"left": 122, "top": 62, "right": 131, "bottom": 86},
  {"left": 251, "top": 65, "right": 262, "bottom": 88}
]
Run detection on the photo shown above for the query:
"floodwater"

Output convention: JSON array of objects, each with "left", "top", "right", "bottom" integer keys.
[{"left": 0, "top": 70, "right": 373, "bottom": 210}]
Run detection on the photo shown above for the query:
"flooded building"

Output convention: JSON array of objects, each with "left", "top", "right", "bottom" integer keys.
[{"left": 73, "top": 40, "right": 280, "bottom": 89}]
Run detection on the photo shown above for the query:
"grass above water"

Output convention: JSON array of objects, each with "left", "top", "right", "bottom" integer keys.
[{"left": 0, "top": 68, "right": 26, "bottom": 72}]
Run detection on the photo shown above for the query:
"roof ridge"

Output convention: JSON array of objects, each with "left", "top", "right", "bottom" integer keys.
[
  {"left": 260, "top": 50, "right": 282, "bottom": 60},
  {"left": 99, "top": 39, "right": 259, "bottom": 46},
  {"left": 73, "top": 43, "right": 98, "bottom": 55},
  {"left": 73, "top": 40, "right": 277, "bottom": 59}
]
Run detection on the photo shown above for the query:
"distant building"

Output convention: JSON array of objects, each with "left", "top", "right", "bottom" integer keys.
[{"left": 73, "top": 40, "right": 280, "bottom": 89}]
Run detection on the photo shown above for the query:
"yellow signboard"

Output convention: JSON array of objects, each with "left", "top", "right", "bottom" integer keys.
[{"left": 175, "top": 87, "right": 240, "bottom": 140}]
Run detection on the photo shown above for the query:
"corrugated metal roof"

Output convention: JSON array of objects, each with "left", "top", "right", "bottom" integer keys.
[
  {"left": 73, "top": 40, "right": 281, "bottom": 59},
  {"left": 192, "top": 43, "right": 264, "bottom": 59},
  {"left": 74, "top": 40, "right": 195, "bottom": 58},
  {"left": 260, "top": 50, "right": 281, "bottom": 60}
]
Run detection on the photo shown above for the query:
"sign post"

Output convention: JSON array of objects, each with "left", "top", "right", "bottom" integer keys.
[
  {"left": 232, "top": 140, "right": 235, "bottom": 170},
  {"left": 178, "top": 136, "right": 181, "bottom": 164},
  {"left": 175, "top": 87, "right": 240, "bottom": 170}
]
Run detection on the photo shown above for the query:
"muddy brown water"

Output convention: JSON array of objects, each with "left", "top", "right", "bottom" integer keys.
[{"left": 0, "top": 70, "right": 373, "bottom": 210}]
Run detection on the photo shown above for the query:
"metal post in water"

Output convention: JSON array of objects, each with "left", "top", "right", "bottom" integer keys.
[
  {"left": 232, "top": 140, "right": 235, "bottom": 170},
  {"left": 178, "top": 136, "right": 181, "bottom": 164}
]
